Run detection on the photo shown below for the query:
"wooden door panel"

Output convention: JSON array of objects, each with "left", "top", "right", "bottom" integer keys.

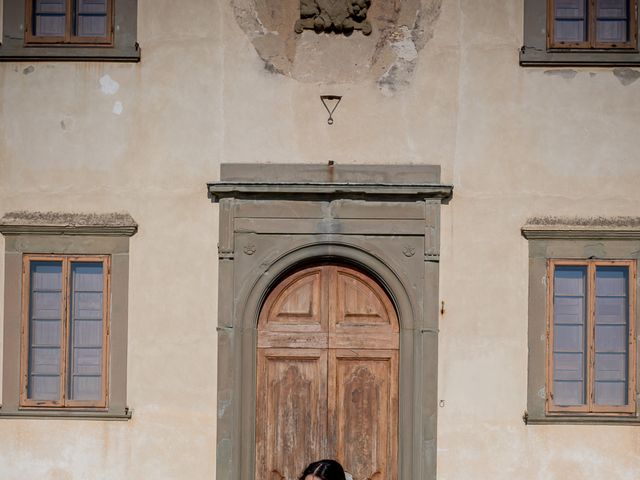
[
  {"left": 260, "top": 267, "right": 326, "bottom": 333},
  {"left": 328, "top": 350, "right": 398, "bottom": 480},
  {"left": 256, "top": 348, "right": 328, "bottom": 480},
  {"left": 257, "top": 265, "right": 398, "bottom": 480},
  {"left": 332, "top": 266, "right": 398, "bottom": 335},
  {"left": 257, "top": 332, "right": 328, "bottom": 349}
]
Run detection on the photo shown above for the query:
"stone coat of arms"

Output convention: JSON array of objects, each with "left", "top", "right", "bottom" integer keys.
[{"left": 295, "top": 0, "right": 372, "bottom": 35}]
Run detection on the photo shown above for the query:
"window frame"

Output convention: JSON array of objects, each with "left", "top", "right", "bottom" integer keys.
[
  {"left": 0, "top": 0, "right": 139, "bottom": 62},
  {"left": 24, "top": 0, "right": 114, "bottom": 46},
  {"left": 522, "top": 220, "right": 640, "bottom": 425},
  {"left": 0, "top": 211, "right": 136, "bottom": 420},
  {"left": 547, "top": 0, "right": 638, "bottom": 50},
  {"left": 20, "top": 254, "right": 111, "bottom": 410},
  {"left": 521, "top": 0, "right": 640, "bottom": 66},
  {"left": 546, "top": 259, "right": 637, "bottom": 416}
]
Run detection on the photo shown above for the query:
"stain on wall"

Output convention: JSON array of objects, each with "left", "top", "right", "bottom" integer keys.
[
  {"left": 231, "top": 0, "right": 442, "bottom": 93},
  {"left": 613, "top": 67, "right": 640, "bottom": 86},
  {"left": 543, "top": 69, "right": 577, "bottom": 80}
]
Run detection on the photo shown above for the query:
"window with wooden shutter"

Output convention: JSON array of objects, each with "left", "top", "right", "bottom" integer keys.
[
  {"left": 547, "top": 260, "right": 636, "bottom": 415},
  {"left": 25, "top": 0, "right": 113, "bottom": 45},
  {"left": 21, "top": 255, "right": 109, "bottom": 409}
]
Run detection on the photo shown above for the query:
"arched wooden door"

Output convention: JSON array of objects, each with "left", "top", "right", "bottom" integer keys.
[{"left": 256, "top": 265, "right": 399, "bottom": 480}]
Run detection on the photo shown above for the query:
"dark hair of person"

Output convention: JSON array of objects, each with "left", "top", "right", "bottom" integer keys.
[{"left": 299, "top": 459, "right": 346, "bottom": 480}]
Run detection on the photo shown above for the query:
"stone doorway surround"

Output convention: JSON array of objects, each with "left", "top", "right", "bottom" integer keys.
[{"left": 208, "top": 164, "right": 452, "bottom": 480}]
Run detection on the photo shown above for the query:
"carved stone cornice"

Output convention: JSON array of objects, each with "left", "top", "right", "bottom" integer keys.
[
  {"left": 0, "top": 211, "right": 138, "bottom": 236},
  {"left": 522, "top": 216, "right": 640, "bottom": 240}
]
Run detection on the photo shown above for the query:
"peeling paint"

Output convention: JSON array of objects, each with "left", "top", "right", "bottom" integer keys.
[
  {"left": 232, "top": 0, "right": 268, "bottom": 40},
  {"left": 537, "top": 387, "right": 545, "bottom": 399},
  {"left": 390, "top": 26, "right": 419, "bottom": 62},
  {"left": 613, "top": 67, "right": 640, "bottom": 86},
  {"left": 543, "top": 69, "right": 578, "bottom": 80},
  {"left": 377, "top": 26, "right": 420, "bottom": 95},
  {"left": 218, "top": 398, "right": 231, "bottom": 418},
  {"left": 99, "top": 74, "right": 120, "bottom": 95}
]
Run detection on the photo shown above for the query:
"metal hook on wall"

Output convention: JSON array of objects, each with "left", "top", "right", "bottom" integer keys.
[{"left": 320, "top": 95, "right": 342, "bottom": 125}]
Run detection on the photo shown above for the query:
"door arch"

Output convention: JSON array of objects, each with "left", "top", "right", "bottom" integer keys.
[{"left": 256, "top": 264, "right": 399, "bottom": 480}]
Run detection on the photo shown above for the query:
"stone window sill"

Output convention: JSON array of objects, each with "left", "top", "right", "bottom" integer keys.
[
  {"left": 524, "top": 412, "right": 640, "bottom": 426},
  {"left": 0, "top": 407, "right": 132, "bottom": 421}
]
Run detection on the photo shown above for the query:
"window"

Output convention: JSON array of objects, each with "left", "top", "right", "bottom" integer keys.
[
  {"left": 21, "top": 255, "right": 110, "bottom": 408},
  {"left": 523, "top": 217, "right": 640, "bottom": 425},
  {"left": 25, "top": 0, "right": 113, "bottom": 45},
  {"left": 0, "top": 211, "right": 136, "bottom": 419},
  {"left": 549, "top": 0, "right": 637, "bottom": 49},
  {"left": 548, "top": 260, "right": 636, "bottom": 414},
  {"left": 0, "top": 0, "right": 139, "bottom": 61},
  {"left": 521, "top": 0, "right": 640, "bottom": 65}
]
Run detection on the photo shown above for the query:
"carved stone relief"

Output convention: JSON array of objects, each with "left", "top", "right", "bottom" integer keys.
[
  {"left": 295, "top": 0, "right": 372, "bottom": 35},
  {"left": 231, "top": 0, "right": 443, "bottom": 91}
]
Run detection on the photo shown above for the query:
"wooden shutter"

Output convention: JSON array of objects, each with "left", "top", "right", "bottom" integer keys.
[
  {"left": 596, "top": 0, "right": 630, "bottom": 43},
  {"left": 21, "top": 255, "right": 109, "bottom": 408},
  {"left": 551, "top": 265, "right": 588, "bottom": 407},
  {"left": 551, "top": 0, "right": 589, "bottom": 45},
  {"left": 25, "top": 260, "right": 65, "bottom": 403},
  {"left": 68, "top": 261, "right": 105, "bottom": 403},
  {"left": 33, "top": 0, "right": 67, "bottom": 37},
  {"left": 548, "top": 260, "right": 636, "bottom": 415},
  {"left": 76, "top": 0, "right": 109, "bottom": 38},
  {"left": 593, "top": 266, "right": 629, "bottom": 406}
]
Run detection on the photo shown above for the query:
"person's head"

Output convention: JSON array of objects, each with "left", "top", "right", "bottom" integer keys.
[{"left": 299, "top": 459, "right": 346, "bottom": 480}]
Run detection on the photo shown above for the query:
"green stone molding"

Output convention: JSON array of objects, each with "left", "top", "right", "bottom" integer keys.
[
  {"left": 523, "top": 218, "right": 640, "bottom": 425},
  {"left": 208, "top": 182, "right": 453, "bottom": 201},
  {"left": 210, "top": 163, "right": 451, "bottom": 480},
  {"left": 0, "top": 217, "right": 136, "bottom": 421}
]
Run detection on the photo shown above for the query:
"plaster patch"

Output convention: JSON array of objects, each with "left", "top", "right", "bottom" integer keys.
[
  {"left": 232, "top": 0, "right": 268, "bottom": 40},
  {"left": 112, "top": 101, "right": 124, "bottom": 115},
  {"left": 22, "top": 65, "right": 35, "bottom": 75},
  {"left": 613, "top": 67, "right": 640, "bottom": 86},
  {"left": 390, "top": 27, "right": 419, "bottom": 62},
  {"left": 377, "top": 26, "right": 421, "bottom": 95},
  {"left": 543, "top": 69, "right": 578, "bottom": 80},
  {"left": 99, "top": 74, "right": 120, "bottom": 95}
]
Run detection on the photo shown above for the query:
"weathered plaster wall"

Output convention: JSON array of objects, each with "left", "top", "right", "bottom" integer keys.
[{"left": 0, "top": 0, "right": 639, "bottom": 478}]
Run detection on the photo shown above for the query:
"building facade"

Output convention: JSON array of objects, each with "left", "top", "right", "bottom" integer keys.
[{"left": 1, "top": 0, "right": 639, "bottom": 479}]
